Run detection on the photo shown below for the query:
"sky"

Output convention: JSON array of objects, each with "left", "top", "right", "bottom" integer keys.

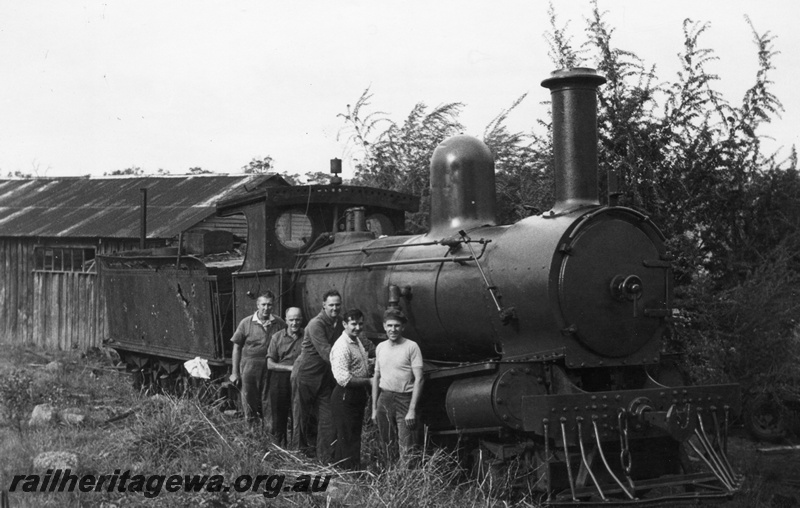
[{"left": 1, "top": 0, "right": 798, "bottom": 180}]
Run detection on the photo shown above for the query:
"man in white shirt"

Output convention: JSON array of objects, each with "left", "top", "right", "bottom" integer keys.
[
  {"left": 371, "top": 308, "right": 424, "bottom": 462},
  {"left": 329, "top": 308, "right": 375, "bottom": 470}
]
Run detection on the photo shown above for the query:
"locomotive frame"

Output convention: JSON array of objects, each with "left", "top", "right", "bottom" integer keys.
[{"left": 99, "top": 67, "right": 742, "bottom": 504}]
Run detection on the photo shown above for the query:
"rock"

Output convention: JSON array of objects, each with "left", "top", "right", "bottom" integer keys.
[
  {"left": 61, "top": 411, "right": 86, "bottom": 426},
  {"left": 223, "top": 410, "right": 238, "bottom": 417},
  {"left": 29, "top": 404, "right": 57, "bottom": 426},
  {"left": 33, "top": 451, "right": 79, "bottom": 471},
  {"left": 45, "top": 361, "right": 64, "bottom": 372}
]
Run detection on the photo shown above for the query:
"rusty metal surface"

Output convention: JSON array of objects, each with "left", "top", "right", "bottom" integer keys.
[
  {"left": 98, "top": 255, "right": 224, "bottom": 363},
  {"left": 0, "top": 175, "right": 284, "bottom": 239}
]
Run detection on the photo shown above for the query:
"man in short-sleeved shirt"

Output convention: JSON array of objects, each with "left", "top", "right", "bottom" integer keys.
[
  {"left": 371, "top": 308, "right": 424, "bottom": 462},
  {"left": 329, "top": 308, "right": 376, "bottom": 469},
  {"left": 267, "top": 307, "right": 304, "bottom": 446},
  {"left": 230, "top": 292, "right": 286, "bottom": 422}
]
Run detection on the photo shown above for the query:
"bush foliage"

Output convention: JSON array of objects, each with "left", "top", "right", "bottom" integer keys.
[{"left": 338, "top": 1, "right": 800, "bottom": 398}]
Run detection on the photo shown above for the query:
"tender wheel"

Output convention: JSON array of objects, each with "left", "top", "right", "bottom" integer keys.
[{"left": 746, "top": 397, "right": 787, "bottom": 443}]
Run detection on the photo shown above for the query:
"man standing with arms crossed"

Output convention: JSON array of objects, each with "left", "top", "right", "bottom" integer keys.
[
  {"left": 371, "top": 308, "right": 424, "bottom": 463},
  {"left": 329, "top": 308, "right": 376, "bottom": 470},
  {"left": 229, "top": 292, "right": 286, "bottom": 424},
  {"left": 267, "top": 307, "right": 304, "bottom": 447},
  {"left": 291, "top": 289, "right": 343, "bottom": 463}
]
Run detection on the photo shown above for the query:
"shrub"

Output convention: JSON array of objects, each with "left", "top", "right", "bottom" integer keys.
[
  {"left": 675, "top": 238, "right": 800, "bottom": 410},
  {"left": 0, "top": 369, "right": 36, "bottom": 427}
]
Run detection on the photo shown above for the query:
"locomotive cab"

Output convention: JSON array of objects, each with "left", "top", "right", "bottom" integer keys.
[{"left": 216, "top": 183, "right": 419, "bottom": 325}]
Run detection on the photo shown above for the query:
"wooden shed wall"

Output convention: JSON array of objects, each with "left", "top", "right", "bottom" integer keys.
[
  {"left": 0, "top": 237, "right": 148, "bottom": 350},
  {"left": 187, "top": 213, "right": 247, "bottom": 241},
  {"left": 32, "top": 271, "right": 103, "bottom": 350},
  {"left": 0, "top": 239, "right": 35, "bottom": 345}
]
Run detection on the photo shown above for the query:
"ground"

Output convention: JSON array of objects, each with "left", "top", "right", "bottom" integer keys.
[
  {"left": 1, "top": 344, "right": 799, "bottom": 507},
  {"left": 718, "top": 432, "right": 800, "bottom": 507}
]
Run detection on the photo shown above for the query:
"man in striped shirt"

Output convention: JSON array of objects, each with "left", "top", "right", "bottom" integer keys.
[{"left": 329, "top": 308, "right": 376, "bottom": 470}]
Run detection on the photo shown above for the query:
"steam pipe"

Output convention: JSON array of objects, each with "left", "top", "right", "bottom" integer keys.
[
  {"left": 140, "top": 188, "right": 147, "bottom": 249},
  {"left": 541, "top": 68, "right": 607, "bottom": 213}
]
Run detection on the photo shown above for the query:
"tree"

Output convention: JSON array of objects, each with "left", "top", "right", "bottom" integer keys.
[
  {"left": 303, "top": 172, "right": 333, "bottom": 185},
  {"left": 6, "top": 170, "right": 34, "bottom": 178},
  {"left": 339, "top": 88, "right": 464, "bottom": 232},
  {"left": 104, "top": 166, "right": 144, "bottom": 176},
  {"left": 242, "top": 156, "right": 274, "bottom": 174},
  {"left": 483, "top": 95, "right": 555, "bottom": 224}
]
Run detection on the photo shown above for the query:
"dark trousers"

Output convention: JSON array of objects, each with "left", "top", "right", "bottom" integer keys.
[
  {"left": 331, "top": 384, "right": 368, "bottom": 470},
  {"left": 291, "top": 376, "right": 335, "bottom": 463},
  {"left": 376, "top": 391, "right": 419, "bottom": 462},
  {"left": 240, "top": 357, "right": 270, "bottom": 422},
  {"left": 269, "top": 371, "right": 292, "bottom": 446}
]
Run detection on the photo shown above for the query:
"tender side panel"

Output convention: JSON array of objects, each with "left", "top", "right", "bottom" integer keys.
[{"left": 101, "top": 261, "right": 221, "bottom": 362}]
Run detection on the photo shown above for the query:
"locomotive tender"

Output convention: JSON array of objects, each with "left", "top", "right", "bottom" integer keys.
[{"left": 99, "top": 68, "right": 741, "bottom": 503}]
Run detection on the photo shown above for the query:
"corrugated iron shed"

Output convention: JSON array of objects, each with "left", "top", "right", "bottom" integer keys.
[{"left": 0, "top": 174, "right": 286, "bottom": 239}]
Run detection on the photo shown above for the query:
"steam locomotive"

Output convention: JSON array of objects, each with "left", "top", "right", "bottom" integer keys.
[{"left": 98, "top": 68, "right": 741, "bottom": 503}]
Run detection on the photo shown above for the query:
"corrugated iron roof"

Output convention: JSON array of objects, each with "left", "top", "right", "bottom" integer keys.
[{"left": 0, "top": 175, "right": 286, "bottom": 239}]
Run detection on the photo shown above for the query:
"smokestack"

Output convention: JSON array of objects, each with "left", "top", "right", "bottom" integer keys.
[
  {"left": 541, "top": 68, "right": 606, "bottom": 213},
  {"left": 428, "top": 135, "right": 496, "bottom": 237}
]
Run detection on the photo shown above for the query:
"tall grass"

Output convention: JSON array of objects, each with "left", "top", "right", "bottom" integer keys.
[
  {"left": 3, "top": 343, "right": 799, "bottom": 507},
  {"left": 0, "top": 343, "right": 529, "bottom": 507}
]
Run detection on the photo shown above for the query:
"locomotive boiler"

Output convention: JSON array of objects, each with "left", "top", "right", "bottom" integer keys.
[
  {"left": 281, "top": 68, "right": 741, "bottom": 502},
  {"left": 99, "top": 68, "right": 742, "bottom": 503}
]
